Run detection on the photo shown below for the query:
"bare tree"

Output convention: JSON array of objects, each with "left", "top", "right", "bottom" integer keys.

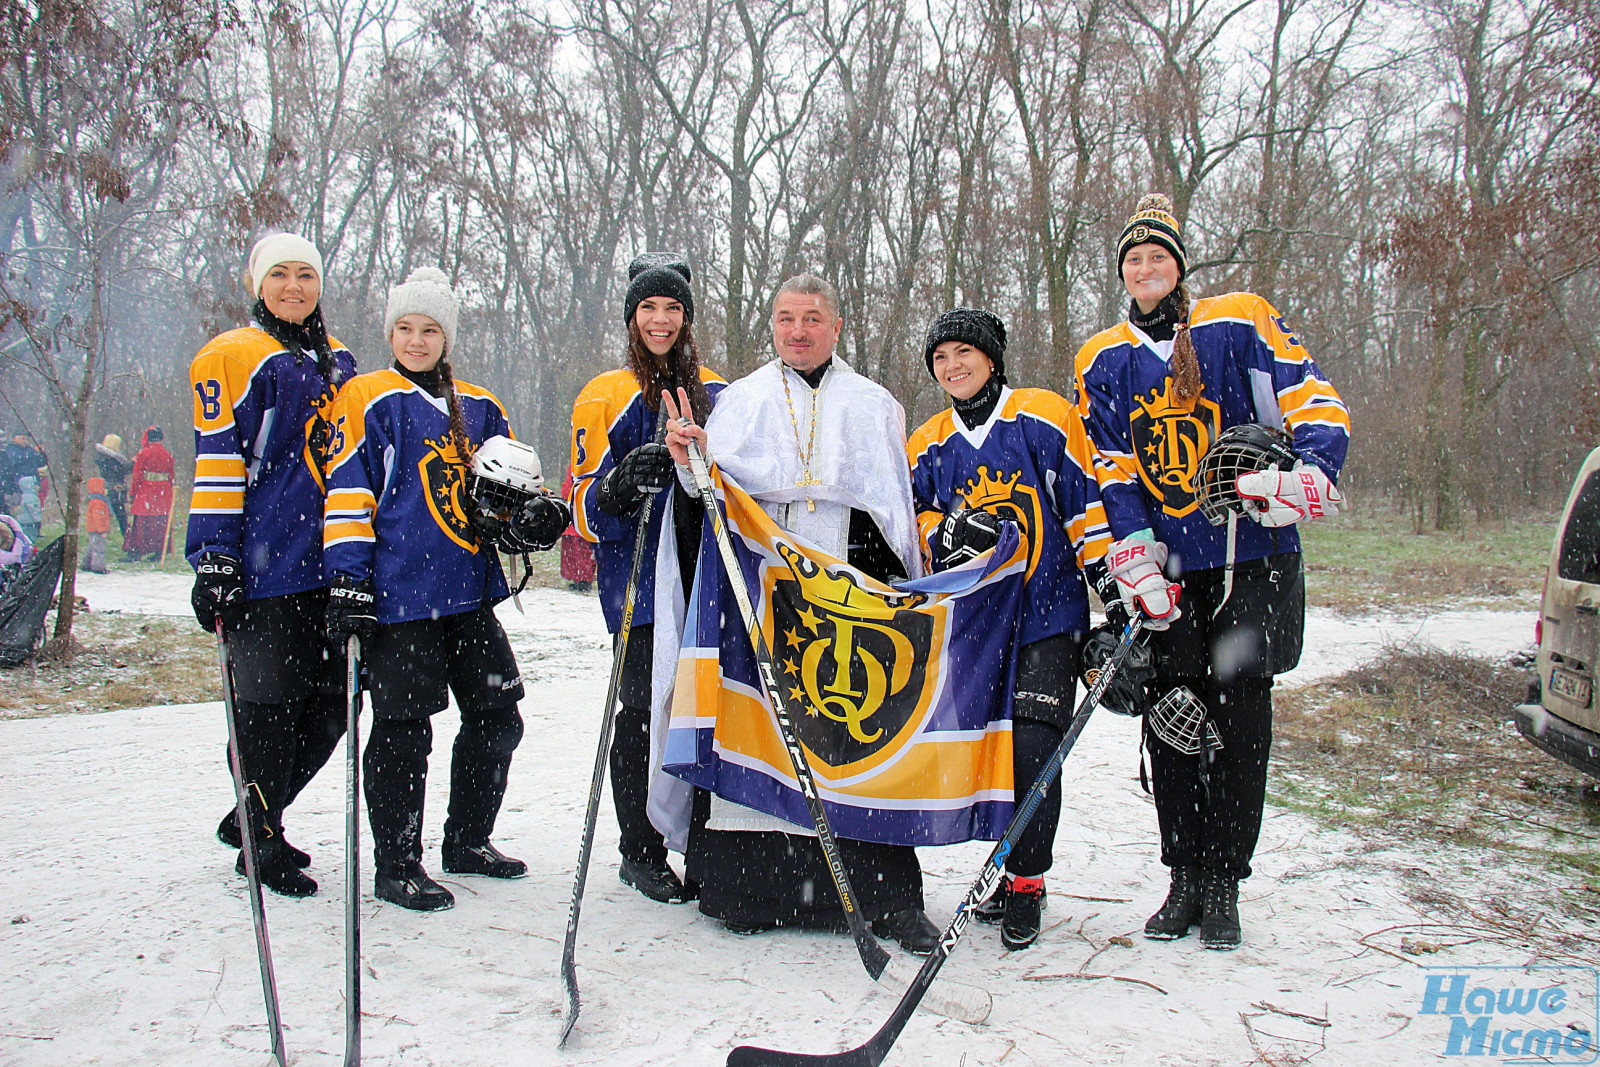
[{"left": 0, "top": 0, "right": 233, "bottom": 643}]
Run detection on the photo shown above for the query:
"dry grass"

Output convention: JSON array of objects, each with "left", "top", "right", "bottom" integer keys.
[
  {"left": 0, "top": 611, "right": 219, "bottom": 719},
  {"left": 1297, "top": 512, "right": 1552, "bottom": 613},
  {"left": 1272, "top": 645, "right": 1600, "bottom": 892}
]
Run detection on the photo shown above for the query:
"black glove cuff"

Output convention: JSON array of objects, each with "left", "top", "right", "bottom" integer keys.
[{"left": 327, "top": 579, "right": 375, "bottom": 609}]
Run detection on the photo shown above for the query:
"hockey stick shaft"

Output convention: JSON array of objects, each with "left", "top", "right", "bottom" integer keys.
[
  {"left": 559, "top": 406, "right": 669, "bottom": 1046},
  {"left": 215, "top": 621, "right": 288, "bottom": 1067},
  {"left": 727, "top": 618, "right": 1146, "bottom": 1067},
  {"left": 345, "top": 635, "right": 362, "bottom": 1067},
  {"left": 683, "top": 443, "right": 891, "bottom": 976}
]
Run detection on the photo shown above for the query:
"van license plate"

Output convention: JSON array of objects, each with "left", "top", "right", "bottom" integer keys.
[{"left": 1549, "top": 667, "right": 1593, "bottom": 707}]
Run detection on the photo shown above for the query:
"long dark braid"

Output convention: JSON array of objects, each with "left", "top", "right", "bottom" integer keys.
[
  {"left": 1170, "top": 280, "right": 1202, "bottom": 405},
  {"left": 435, "top": 353, "right": 475, "bottom": 467},
  {"left": 626, "top": 319, "right": 712, "bottom": 423}
]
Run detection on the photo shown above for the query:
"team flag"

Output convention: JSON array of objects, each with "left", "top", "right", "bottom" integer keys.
[{"left": 661, "top": 470, "right": 1031, "bottom": 846}]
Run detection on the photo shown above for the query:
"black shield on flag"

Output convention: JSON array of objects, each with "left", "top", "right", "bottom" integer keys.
[{"left": 767, "top": 544, "right": 938, "bottom": 772}]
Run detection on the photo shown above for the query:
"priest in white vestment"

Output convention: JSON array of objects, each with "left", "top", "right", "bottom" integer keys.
[{"left": 660, "top": 273, "right": 939, "bottom": 952}]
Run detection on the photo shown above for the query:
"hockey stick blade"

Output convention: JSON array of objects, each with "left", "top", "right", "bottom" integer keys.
[
  {"left": 875, "top": 954, "right": 990, "bottom": 1025},
  {"left": 729, "top": 619, "right": 1147, "bottom": 1067}
]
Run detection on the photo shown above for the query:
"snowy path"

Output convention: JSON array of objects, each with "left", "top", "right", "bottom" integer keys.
[{"left": 0, "top": 575, "right": 1556, "bottom": 1066}]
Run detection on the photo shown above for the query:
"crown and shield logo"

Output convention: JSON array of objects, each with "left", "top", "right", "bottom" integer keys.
[
  {"left": 419, "top": 434, "right": 478, "bottom": 552},
  {"left": 1130, "top": 380, "right": 1221, "bottom": 518},
  {"left": 958, "top": 466, "right": 1041, "bottom": 579},
  {"left": 767, "top": 543, "right": 943, "bottom": 774}
]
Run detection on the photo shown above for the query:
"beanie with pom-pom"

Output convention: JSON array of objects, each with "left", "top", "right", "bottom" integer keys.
[
  {"left": 384, "top": 267, "right": 460, "bottom": 352},
  {"left": 1116, "top": 193, "right": 1187, "bottom": 278}
]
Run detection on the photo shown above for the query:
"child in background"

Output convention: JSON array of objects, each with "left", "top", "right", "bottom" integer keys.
[
  {"left": 14, "top": 475, "right": 42, "bottom": 542},
  {"left": 83, "top": 476, "right": 111, "bottom": 573},
  {"left": 0, "top": 514, "right": 33, "bottom": 596}
]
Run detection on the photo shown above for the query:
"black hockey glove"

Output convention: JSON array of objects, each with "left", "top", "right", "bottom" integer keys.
[
  {"left": 500, "top": 493, "right": 571, "bottom": 553},
  {"left": 595, "top": 444, "right": 675, "bottom": 517},
  {"left": 324, "top": 576, "right": 377, "bottom": 646},
  {"left": 191, "top": 552, "right": 246, "bottom": 632},
  {"left": 933, "top": 508, "right": 1002, "bottom": 569}
]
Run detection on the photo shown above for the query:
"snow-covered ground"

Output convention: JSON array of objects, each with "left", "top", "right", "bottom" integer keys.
[{"left": 0, "top": 573, "right": 1567, "bottom": 1066}]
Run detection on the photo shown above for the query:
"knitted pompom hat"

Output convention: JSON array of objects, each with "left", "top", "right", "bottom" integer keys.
[
  {"left": 1116, "top": 193, "right": 1187, "bottom": 278},
  {"left": 247, "top": 233, "right": 324, "bottom": 297},
  {"left": 922, "top": 308, "right": 1007, "bottom": 384},
  {"left": 384, "top": 267, "right": 460, "bottom": 352},
  {"left": 624, "top": 253, "right": 694, "bottom": 326}
]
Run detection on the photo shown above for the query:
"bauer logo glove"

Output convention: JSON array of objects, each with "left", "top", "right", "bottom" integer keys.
[
  {"left": 1106, "top": 533, "right": 1182, "bottom": 630},
  {"left": 1235, "top": 462, "right": 1343, "bottom": 528}
]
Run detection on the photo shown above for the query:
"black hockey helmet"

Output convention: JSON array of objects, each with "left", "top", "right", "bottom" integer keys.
[
  {"left": 1195, "top": 423, "right": 1299, "bottom": 527},
  {"left": 1078, "top": 621, "right": 1156, "bottom": 717}
]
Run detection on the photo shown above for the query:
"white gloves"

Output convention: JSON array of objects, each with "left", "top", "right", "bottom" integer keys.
[
  {"left": 1106, "top": 533, "right": 1182, "bottom": 630},
  {"left": 1236, "top": 462, "right": 1343, "bottom": 528}
]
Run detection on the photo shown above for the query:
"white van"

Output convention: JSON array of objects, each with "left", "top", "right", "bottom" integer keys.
[{"left": 1515, "top": 447, "right": 1600, "bottom": 778}]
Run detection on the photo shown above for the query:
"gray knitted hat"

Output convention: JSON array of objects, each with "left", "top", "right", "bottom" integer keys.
[{"left": 384, "top": 267, "right": 459, "bottom": 352}]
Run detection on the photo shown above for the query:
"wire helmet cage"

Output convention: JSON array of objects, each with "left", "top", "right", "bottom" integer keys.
[{"left": 1195, "top": 423, "right": 1300, "bottom": 527}]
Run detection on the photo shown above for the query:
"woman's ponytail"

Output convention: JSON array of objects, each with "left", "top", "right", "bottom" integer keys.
[{"left": 1170, "top": 280, "right": 1201, "bottom": 405}]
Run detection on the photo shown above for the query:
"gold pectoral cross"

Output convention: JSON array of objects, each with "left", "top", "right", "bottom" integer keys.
[{"left": 796, "top": 475, "right": 820, "bottom": 511}]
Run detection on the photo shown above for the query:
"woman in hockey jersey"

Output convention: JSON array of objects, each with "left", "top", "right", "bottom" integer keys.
[
  {"left": 907, "top": 309, "right": 1109, "bottom": 950},
  {"left": 187, "top": 233, "right": 357, "bottom": 898},
  {"left": 1073, "top": 194, "right": 1350, "bottom": 948},
  {"left": 568, "top": 254, "right": 724, "bottom": 903},
  {"left": 322, "top": 267, "right": 569, "bottom": 911}
]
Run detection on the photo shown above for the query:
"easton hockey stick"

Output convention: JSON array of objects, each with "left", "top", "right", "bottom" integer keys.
[
  {"left": 560, "top": 407, "right": 669, "bottom": 1046},
  {"left": 727, "top": 617, "right": 1147, "bottom": 1067},
  {"left": 685, "top": 441, "right": 990, "bottom": 1026},
  {"left": 345, "top": 635, "right": 362, "bottom": 1067},
  {"left": 215, "top": 620, "right": 288, "bottom": 1067}
]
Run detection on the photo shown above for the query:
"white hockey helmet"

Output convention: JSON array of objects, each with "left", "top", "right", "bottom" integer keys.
[{"left": 471, "top": 435, "right": 544, "bottom": 516}]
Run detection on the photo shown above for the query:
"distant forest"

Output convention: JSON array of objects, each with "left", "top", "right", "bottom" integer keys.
[{"left": 3, "top": 0, "right": 1596, "bottom": 543}]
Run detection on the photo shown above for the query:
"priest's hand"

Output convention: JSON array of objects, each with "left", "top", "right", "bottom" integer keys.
[{"left": 662, "top": 387, "right": 707, "bottom": 467}]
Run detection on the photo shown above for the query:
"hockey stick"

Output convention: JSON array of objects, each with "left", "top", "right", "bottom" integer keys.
[
  {"left": 345, "top": 635, "right": 362, "bottom": 1067},
  {"left": 215, "top": 620, "right": 288, "bottom": 1067},
  {"left": 685, "top": 441, "right": 990, "bottom": 1026},
  {"left": 727, "top": 617, "right": 1147, "bottom": 1067},
  {"left": 559, "top": 407, "right": 669, "bottom": 1046}
]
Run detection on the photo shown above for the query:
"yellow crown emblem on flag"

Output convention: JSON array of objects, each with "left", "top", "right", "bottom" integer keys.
[{"left": 777, "top": 542, "right": 922, "bottom": 620}]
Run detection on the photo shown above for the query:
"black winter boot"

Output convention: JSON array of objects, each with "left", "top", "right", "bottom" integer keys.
[
  {"left": 375, "top": 862, "right": 455, "bottom": 912},
  {"left": 1144, "top": 865, "right": 1203, "bottom": 940},
  {"left": 870, "top": 908, "right": 940, "bottom": 954},
  {"left": 237, "top": 839, "right": 317, "bottom": 898},
  {"left": 1000, "top": 877, "right": 1047, "bottom": 950},
  {"left": 1199, "top": 869, "right": 1241, "bottom": 949},
  {"left": 217, "top": 810, "right": 310, "bottom": 868},
  {"left": 618, "top": 857, "right": 694, "bottom": 903},
  {"left": 442, "top": 840, "right": 528, "bottom": 879},
  {"left": 972, "top": 879, "right": 1007, "bottom": 924}
]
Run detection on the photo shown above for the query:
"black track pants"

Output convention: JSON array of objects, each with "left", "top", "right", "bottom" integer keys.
[
  {"left": 1008, "top": 718, "right": 1065, "bottom": 878},
  {"left": 365, "top": 704, "right": 524, "bottom": 872},
  {"left": 1146, "top": 676, "right": 1273, "bottom": 879},
  {"left": 231, "top": 695, "right": 346, "bottom": 841},
  {"left": 610, "top": 625, "right": 670, "bottom": 866},
  {"left": 612, "top": 704, "right": 668, "bottom": 866}
]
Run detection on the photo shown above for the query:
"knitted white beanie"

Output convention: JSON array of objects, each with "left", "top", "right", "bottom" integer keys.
[
  {"left": 246, "top": 233, "right": 324, "bottom": 297},
  {"left": 384, "top": 267, "right": 459, "bottom": 352}
]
